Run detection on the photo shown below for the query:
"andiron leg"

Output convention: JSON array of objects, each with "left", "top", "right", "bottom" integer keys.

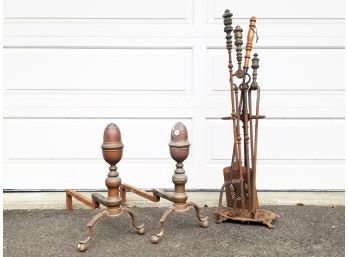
[
  {"left": 123, "top": 207, "right": 145, "bottom": 235},
  {"left": 77, "top": 210, "right": 108, "bottom": 252},
  {"left": 150, "top": 207, "right": 175, "bottom": 244},
  {"left": 187, "top": 202, "right": 209, "bottom": 228}
]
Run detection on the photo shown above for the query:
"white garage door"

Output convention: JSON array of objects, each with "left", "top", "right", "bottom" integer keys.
[{"left": 3, "top": 0, "right": 345, "bottom": 190}]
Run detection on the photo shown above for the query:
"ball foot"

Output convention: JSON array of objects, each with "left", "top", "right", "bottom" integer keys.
[
  {"left": 201, "top": 220, "right": 209, "bottom": 228},
  {"left": 137, "top": 226, "right": 145, "bottom": 235},
  {"left": 150, "top": 235, "right": 160, "bottom": 244},
  {"left": 77, "top": 243, "right": 88, "bottom": 252}
]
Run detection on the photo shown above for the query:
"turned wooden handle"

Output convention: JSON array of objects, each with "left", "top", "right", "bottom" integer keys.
[{"left": 243, "top": 16, "right": 257, "bottom": 69}]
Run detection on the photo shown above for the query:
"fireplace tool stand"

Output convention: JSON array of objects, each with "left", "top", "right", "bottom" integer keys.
[
  {"left": 120, "top": 122, "right": 209, "bottom": 244},
  {"left": 215, "top": 10, "right": 278, "bottom": 228},
  {"left": 66, "top": 123, "right": 145, "bottom": 252}
]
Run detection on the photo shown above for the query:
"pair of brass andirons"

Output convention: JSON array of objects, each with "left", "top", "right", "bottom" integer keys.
[
  {"left": 66, "top": 10, "right": 278, "bottom": 252},
  {"left": 66, "top": 122, "right": 209, "bottom": 251}
]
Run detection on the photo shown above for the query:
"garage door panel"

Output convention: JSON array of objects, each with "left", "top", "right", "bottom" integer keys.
[
  {"left": 207, "top": 48, "right": 345, "bottom": 92},
  {"left": 208, "top": 0, "right": 344, "bottom": 20},
  {"left": 207, "top": 119, "right": 344, "bottom": 160},
  {"left": 4, "top": 0, "right": 192, "bottom": 21},
  {"left": 4, "top": 118, "right": 192, "bottom": 160},
  {"left": 4, "top": 160, "right": 343, "bottom": 190},
  {"left": 4, "top": 48, "right": 192, "bottom": 93}
]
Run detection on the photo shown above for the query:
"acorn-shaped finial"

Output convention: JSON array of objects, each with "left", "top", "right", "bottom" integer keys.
[
  {"left": 101, "top": 123, "right": 124, "bottom": 166},
  {"left": 169, "top": 122, "right": 190, "bottom": 163}
]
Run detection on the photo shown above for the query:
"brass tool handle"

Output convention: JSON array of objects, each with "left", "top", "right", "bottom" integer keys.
[
  {"left": 243, "top": 16, "right": 257, "bottom": 69},
  {"left": 223, "top": 9, "right": 233, "bottom": 50},
  {"left": 250, "top": 53, "right": 259, "bottom": 90},
  {"left": 234, "top": 25, "right": 243, "bottom": 72}
]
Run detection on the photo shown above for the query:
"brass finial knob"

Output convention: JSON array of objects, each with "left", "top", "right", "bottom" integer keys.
[
  {"left": 101, "top": 123, "right": 124, "bottom": 166},
  {"left": 169, "top": 122, "right": 190, "bottom": 163}
]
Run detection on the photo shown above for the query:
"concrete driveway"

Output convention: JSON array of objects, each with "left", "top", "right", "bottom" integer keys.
[{"left": 3, "top": 206, "right": 344, "bottom": 257}]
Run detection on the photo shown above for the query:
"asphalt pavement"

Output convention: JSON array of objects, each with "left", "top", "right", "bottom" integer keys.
[{"left": 3, "top": 206, "right": 344, "bottom": 257}]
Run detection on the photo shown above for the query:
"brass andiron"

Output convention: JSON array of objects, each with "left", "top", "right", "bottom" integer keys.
[
  {"left": 215, "top": 10, "right": 278, "bottom": 228},
  {"left": 149, "top": 122, "right": 209, "bottom": 243},
  {"left": 66, "top": 123, "right": 145, "bottom": 252},
  {"left": 120, "top": 122, "right": 209, "bottom": 244}
]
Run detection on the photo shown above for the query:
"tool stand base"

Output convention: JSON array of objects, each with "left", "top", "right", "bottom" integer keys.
[{"left": 215, "top": 208, "right": 279, "bottom": 228}]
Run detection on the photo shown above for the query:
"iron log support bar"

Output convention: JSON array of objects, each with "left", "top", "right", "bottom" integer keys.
[
  {"left": 66, "top": 189, "right": 100, "bottom": 210},
  {"left": 120, "top": 183, "right": 160, "bottom": 204},
  {"left": 153, "top": 189, "right": 174, "bottom": 202}
]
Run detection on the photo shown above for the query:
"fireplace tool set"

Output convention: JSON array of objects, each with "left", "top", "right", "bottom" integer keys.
[
  {"left": 214, "top": 10, "right": 278, "bottom": 228},
  {"left": 66, "top": 9, "right": 277, "bottom": 252}
]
